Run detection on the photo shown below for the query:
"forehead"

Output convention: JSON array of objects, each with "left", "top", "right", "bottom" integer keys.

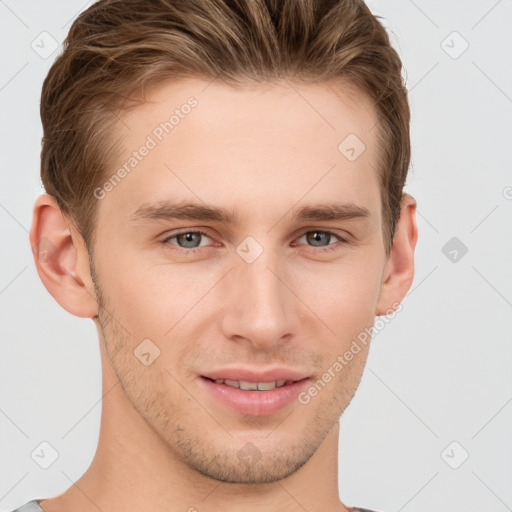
[{"left": 99, "top": 77, "right": 381, "bottom": 225}]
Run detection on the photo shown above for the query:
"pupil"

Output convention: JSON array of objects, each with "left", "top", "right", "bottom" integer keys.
[
  {"left": 307, "top": 231, "right": 330, "bottom": 247},
  {"left": 178, "top": 232, "right": 200, "bottom": 248}
]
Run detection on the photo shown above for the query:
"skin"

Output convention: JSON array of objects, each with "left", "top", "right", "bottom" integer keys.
[{"left": 30, "top": 77, "right": 417, "bottom": 512}]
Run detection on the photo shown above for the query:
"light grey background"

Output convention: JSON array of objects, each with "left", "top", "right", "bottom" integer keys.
[{"left": 1, "top": 1, "right": 511, "bottom": 511}]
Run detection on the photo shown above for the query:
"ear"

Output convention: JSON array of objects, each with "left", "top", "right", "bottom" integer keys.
[
  {"left": 376, "top": 193, "right": 418, "bottom": 315},
  {"left": 29, "top": 193, "right": 99, "bottom": 318}
]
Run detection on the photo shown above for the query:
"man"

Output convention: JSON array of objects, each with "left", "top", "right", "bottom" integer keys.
[{"left": 18, "top": 0, "right": 417, "bottom": 510}]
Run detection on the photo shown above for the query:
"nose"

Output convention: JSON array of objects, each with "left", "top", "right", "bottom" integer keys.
[{"left": 218, "top": 247, "right": 300, "bottom": 351}]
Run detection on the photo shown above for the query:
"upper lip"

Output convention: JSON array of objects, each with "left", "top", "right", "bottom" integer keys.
[{"left": 201, "top": 368, "right": 310, "bottom": 383}]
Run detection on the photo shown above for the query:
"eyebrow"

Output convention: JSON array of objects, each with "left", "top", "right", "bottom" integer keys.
[{"left": 129, "top": 201, "right": 370, "bottom": 224}]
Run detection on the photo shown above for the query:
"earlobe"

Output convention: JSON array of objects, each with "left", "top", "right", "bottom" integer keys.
[
  {"left": 29, "top": 194, "right": 98, "bottom": 318},
  {"left": 376, "top": 193, "right": 418, "bottom": 316}
]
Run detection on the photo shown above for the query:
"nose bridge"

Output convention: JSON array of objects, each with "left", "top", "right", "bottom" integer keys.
[{"left": 219, "top": 244, "right": 297, "bottom": 347}]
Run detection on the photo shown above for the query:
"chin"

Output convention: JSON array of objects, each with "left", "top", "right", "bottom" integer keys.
[{"left": 189, "top": 450, "right": 312, "bottom": 485}]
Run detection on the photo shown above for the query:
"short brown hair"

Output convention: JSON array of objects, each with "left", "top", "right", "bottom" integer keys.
[{"left": 40, "top": 0, "right": 410, "bottom": 255}]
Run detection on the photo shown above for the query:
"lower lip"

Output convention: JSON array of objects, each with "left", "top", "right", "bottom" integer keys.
[{"left": 199, "top": 377, "right": 310, "bottom": 416}]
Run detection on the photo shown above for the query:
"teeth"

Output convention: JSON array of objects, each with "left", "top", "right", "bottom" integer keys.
[
  {"left": 212, "top": 378, "right": 290, "bottom": 390},
  {"left": 256, "top": 381, "right": 276, "bottom": 391},
  {"left": 239, "top": 380, "right": 258, "bottom": 390}
]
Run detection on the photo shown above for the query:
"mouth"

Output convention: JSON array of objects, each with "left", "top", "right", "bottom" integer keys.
[{"left": 199, "top": 372, "right": 310, "bottom": 416}]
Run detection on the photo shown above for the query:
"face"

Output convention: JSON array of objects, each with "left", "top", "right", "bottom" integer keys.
[{"left": 90, "top": 77, "right": 388, "bottom": 484}]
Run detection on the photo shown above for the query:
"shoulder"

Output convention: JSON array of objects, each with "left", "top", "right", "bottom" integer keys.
[{"left": 8, "top": 500, "right": 43, "bottom": 512}]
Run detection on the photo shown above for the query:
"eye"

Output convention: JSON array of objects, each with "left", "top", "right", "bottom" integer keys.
[
  {"left": 162, "top": 230, "right": 213, "bottom": 251},
  {"left": 294, "top": 230, "right": 347, "bottom": 252}
]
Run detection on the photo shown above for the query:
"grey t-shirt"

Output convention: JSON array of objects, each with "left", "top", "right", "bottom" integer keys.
[
  {"left": 10, "top": 501, "right": 44, "bottom": 512},
  {"left": 10, "top": 499, "right": 381, "bottom": 511}
]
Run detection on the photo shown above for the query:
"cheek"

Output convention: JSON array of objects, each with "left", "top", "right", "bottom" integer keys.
[
  {"left": 291, "top": 255, "right": 383, "bottom": 337},
  {"left": 97, "top": 252, "right": 225, "bottom": 348},
  {"left": 98, "top": 246, "right": 175, "bottom": 307}
]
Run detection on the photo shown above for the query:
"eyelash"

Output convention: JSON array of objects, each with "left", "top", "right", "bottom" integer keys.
[{"left": 161, "top": 229, "right": 348, "bottom": 255}]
